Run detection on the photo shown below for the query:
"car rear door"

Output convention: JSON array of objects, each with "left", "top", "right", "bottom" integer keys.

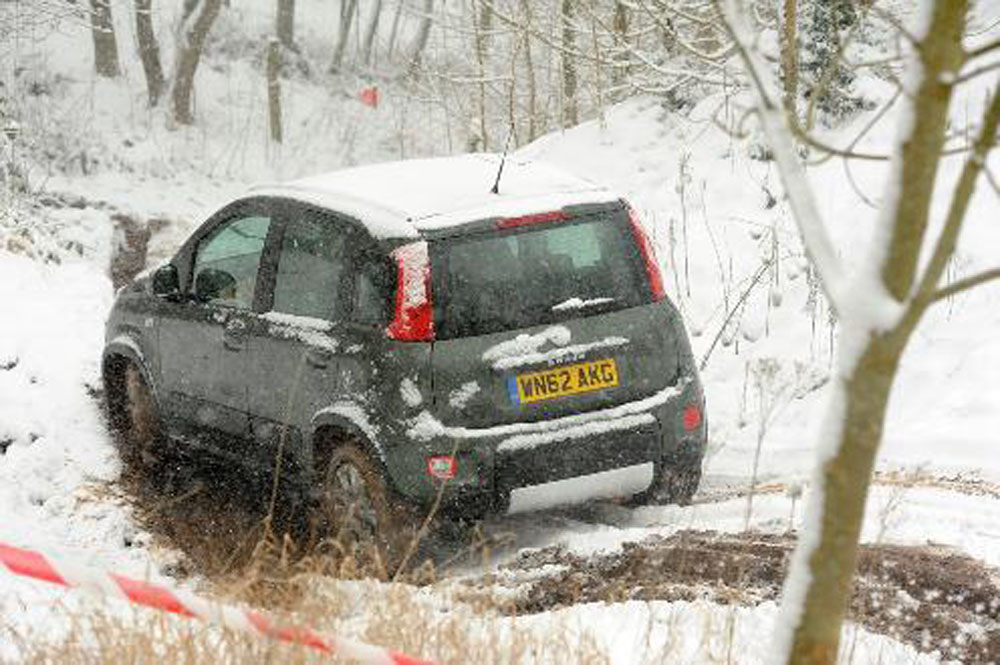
[
  {"left": 244, "top": 202, "right": 357, "bottom": 459},
  {"left": 157, "top": 202, "right": 273, "bottom": 452},
  {"left": 428, "top": 204, "right": 685, "bottom": 428}
]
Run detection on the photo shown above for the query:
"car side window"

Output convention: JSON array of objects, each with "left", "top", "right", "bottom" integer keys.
[
  {"left": 192, "top": 215, "right": 271, "bottom": 309},
  {"left": 353, "top": 254, "right": 394, "bottom": 326},
  {"left": 272, "top": 214, "right": 348, "bottom": 320}
]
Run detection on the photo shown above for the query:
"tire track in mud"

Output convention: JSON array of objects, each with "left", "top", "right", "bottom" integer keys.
[
  {"left": 100, "top": 393, "right": 1000, "bottom": 661},
  {"left": 693, "top": 471, "right": 1000, "bottom": 506},
  {"left": 472, "top": 530, "right": 1000, "bottom": 663},
  {"left": 104, "top": 455, "right": 1000, "bottom": 664}
]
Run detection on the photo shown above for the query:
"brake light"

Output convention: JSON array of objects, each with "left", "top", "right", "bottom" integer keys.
[
  {"left": 386, "top": 241, "right": 435, "bottom": 342},
  {"left": 426, "top": 455, "right": 457, "bottom": 480},
  {"left": 497, "top": 210, "right": 569, "bottom": 229},
  {"left": 682, "top": 404, "right": 702, "bottom": 432},
  {"left": 626, "top": 204, "right": 666, "bottom": 302}
]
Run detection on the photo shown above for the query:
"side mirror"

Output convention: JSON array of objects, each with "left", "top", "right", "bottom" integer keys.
[
  {"left": 194, "top": 268, "right": 236, "bottom": 303},
  {"left": 152, "top": 264, "right": 180, "bottom": 299}
]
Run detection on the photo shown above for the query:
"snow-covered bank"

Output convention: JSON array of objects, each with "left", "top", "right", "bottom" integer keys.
[
  {"left": 0, "top": 250, "right": 151, "bottom": 662},
  {"left": 520, "top": 93, "right": 1000, "bottom": 487}
]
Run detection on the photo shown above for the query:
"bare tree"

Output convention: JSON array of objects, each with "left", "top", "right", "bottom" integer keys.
[
  {"left": 330, "top": 0, "right": 357, "bottom": 73},
  {"left": 361, "top": 0, "right": 383, "bottom": 67},
  {"left": 182, "top": 0, "right": 198, "bottom": 21},
  {"left": 407, "top": 0, "right": 435, "bottom": 76},
  {"left": 611, "top": 0, "right": 630, "bottom": 96},
  {"left": 135, "top": 0, "right": 165, "bottom": 106},
  {"left": 560, "top": 0, "right": 578, "bottom": 127},
  {"left": 721, "top": 1, "right": 1000, "bottom": 663},
  {"left": 89, "top": 0, "right": 120, "bottom": 78},
  {"left": 267, "top": 38, "right": 282, "bottom": 143},
  {"left": 386, "top": 0, "right": 406, "bottom": 61},
  {"left": 473, "top": 0, "right": 492, "bottom": 149},
  {"left": 171, "top": 0, "right": 223, "bottom": 125},
  {"left": 519, "top": 0, "right": 537, "bottom": 141},
  {"left": 779, "top": 0, "right": 798, "bottom": 113},
  {"left": 276, "top": 0, "right": 295, "bottom": 50}
]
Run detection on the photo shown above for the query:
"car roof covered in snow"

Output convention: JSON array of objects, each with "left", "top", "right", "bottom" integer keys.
[{"left": 250, "top": 154, "right": 618, "bottom": 240}]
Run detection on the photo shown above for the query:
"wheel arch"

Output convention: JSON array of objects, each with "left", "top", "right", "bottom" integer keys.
[
  {"left": 310, "top": 406, "right": 389, "bottom": 485},
  {"left": 102, "top": 338, "right": 160, "bottom": 418},
  {"left": 102, "top": 337, "right": 166, "bottom": 460}
]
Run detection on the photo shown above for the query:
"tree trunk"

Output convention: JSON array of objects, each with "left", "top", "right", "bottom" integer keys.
[
  {"left": 879, "top": 9, "right": 967, "bottom": 303},
  {"left": 134, "top": 0, "right": 165, "bottom": 106},
  {"left": 785, "top": 331, "right": 906, "bottom": 664},
  {"left": 519, "top": 0, "right": 537, "bottom": 141},
  {"left": 89, "top": 0, "right": 120, "bottom": 78},
  {"left": 473, "top": 0, "right": 492, "bottom": 150},
  {"left": 560, "top": 0, "right": 578, "bottom": 128},
  {"left": 781, "top": 4, "right": 971, "bottom": 663},
  {"left": 267, "top": 39, "right": 282, "bottom": 143},
  {"left": 780, "top": 0, "right": 798, "bottom": 114},
  {"left": 330, "top": 0, "right": 357, "bottom": 73},
  {"left": 171, "top": 0, "right": 223, "bottom": 126},
  {"left": 361, "top": 0, "right": 382, "bottom": 67},
  {"left": 406, "top": 0, "right": 434, "bottom": 76},
  {"left": 611, "top": 0, "right": 629, "bottom": 97},
  {"left": 276, "top": 0, "right": 295, "bottom": 50},
  {"left": 386, "top": 0, "right": 405, "bottom": 61}
]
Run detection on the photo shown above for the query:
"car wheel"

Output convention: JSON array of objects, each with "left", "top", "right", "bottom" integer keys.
[
  {"left": 632, "top": 464, "right": 702, "bottom": 507},
  {"left": 119, "top": 363, "right": 164, "bottom": 471},
  {"left": 320, "top": 443, "right": 412, "bottom": 576}
]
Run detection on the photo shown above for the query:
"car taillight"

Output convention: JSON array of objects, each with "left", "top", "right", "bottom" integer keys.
[
  {"left": 426, "top": 455, "right": 457, "bottom": 480},
  {"left": 386, "top": 241, "right": 435, "bottom": 342},
  {"left": 626, "top": 204, "right": 666, "bottom": 302},
  {"left": 682, "top": 404, "right": 703, "bottom": 432}
]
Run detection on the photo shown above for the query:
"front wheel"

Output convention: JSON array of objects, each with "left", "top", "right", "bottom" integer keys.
[{"left": 113, "top": 363, "right": 164, "bottom": 472}]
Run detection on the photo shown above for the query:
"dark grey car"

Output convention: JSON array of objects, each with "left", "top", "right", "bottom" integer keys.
[{"left": 102, "top": 155, "right": 706, "bottom": 562}]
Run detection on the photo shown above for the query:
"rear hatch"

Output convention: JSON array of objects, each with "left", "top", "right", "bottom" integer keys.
[{"left": 428, "top": 201, "right": 683, "bottom": 428}]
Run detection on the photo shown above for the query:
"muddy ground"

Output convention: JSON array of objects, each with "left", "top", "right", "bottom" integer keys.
[
  {"left": 101, "top": 445, "right": 1000, "bottom": 664},
  {"left": 86, "top": 192, "right": 1000, "bottom": 662},
  {"left": 482, "top": 531, "right": 1000, "bottom": 663}
]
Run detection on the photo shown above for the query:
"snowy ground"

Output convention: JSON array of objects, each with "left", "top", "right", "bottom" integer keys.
[{"left": 2, "top": 2, "right": 1000, "bottom": 663}]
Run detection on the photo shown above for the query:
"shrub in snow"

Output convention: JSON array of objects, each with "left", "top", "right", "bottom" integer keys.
[{"left": 800, "top": 0, "right": 872, "bottom": 124}]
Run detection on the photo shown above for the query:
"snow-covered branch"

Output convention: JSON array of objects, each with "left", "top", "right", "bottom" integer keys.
[
  {"left": 965, "top": 37, "right": 1000, "bottom": 61},
  {"left": 929, "top": 267, "right": 1000, "bottom": 304},
  {"left": 718, "top": 0, "right": 848, "bottom": 316},
  {"left": 909, "top": 85, "right": 1000, "bottom": 315}
]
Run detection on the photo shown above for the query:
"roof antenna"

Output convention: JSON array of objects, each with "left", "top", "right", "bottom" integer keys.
[{"left": 490, "top": 124, "right": 514, "bottom": 195}]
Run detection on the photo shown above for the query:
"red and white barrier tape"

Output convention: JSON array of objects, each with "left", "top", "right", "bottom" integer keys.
[{"left": 0, "top": 541, "right": 430, "bottom": 664}]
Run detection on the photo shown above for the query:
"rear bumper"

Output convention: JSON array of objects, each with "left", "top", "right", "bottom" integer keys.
[
  {"left": 388, "top": 377, "right": 706, "bottom": 516},
  {"left": 506, "top": 463, "right": 655, "bottom": 514},
  {"left": 494, "top": 412, "right": 661, "bottom": 495}
]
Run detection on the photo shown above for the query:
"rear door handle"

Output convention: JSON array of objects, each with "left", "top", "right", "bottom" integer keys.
[{"left": 306, "top": 348, "right": 332, "bottom": 368}]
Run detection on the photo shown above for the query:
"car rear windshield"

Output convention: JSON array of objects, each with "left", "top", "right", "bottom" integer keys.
[{"left": 430, "top": 209, "right": 651, "bottom": 340}]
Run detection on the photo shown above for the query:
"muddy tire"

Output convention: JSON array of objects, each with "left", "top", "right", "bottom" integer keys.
[
  {"left": 115, "top": 363, "right": 164, "bottom": 471},
  {"left": 319, "top": 443, "right": 414, "bottom": 576},
  {"left": 633, "top": 464, "right": 702, "bottom": 507}
]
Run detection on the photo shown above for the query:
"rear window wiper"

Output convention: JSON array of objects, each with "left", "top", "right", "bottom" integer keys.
[{"left": 551, "top": 297, "right": 616, "bottom": 312}]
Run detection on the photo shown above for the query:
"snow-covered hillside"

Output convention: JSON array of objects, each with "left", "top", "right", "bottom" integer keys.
[
  {"left": 2, "top": 1, "right": 999, "bottom": 662},
  {"left": 526, "top": 88, "right": 1000, "bottom": 485}
]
